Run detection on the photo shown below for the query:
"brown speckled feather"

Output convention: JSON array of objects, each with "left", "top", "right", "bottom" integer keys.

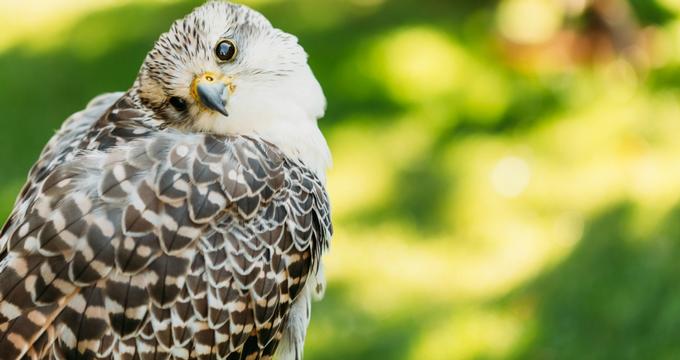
[{"left": 0, "top": 92, "right": 332, "bottom": 359}]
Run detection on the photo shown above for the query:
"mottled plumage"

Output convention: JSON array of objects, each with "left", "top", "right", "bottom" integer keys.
[{"left": 0, "top": 1, "right": 332, "bottom": 359}]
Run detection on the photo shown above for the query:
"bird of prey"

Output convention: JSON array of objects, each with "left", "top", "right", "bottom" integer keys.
[{"left": 0, "top": 1, "right": 332, "bottom": 359}]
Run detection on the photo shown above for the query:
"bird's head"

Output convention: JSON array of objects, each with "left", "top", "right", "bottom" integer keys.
[{"left": 135, "top": 1, "right": 330, "bottom": 174}]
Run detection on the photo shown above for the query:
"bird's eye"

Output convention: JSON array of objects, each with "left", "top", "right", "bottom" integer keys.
[
  {"left": 169, "top": 96, "right": 187, "bottom": 111},
  {"left": 215, "top": 39, "right": 237, "bottom": 62}
]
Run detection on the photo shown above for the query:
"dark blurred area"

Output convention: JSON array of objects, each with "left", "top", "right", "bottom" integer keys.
[{"left": 2, "top": 0, "right": 680, "bottom": 358}]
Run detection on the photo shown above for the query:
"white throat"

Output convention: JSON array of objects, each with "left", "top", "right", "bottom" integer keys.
[{"left": 192, "top": 71, "right": 331, "bottom": 181}]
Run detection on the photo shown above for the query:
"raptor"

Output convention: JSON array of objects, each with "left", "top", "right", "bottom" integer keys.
[{"left": 0, "top": 1, "right": 332, "bottom": 359}]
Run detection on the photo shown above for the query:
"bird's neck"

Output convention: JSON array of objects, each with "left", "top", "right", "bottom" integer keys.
[{"left": 192, "top": 99, "right": 332, "bottom": 182}]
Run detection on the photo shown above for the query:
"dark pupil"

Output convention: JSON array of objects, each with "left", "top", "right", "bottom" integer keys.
[
  {"left": 216, "top": 41, "right": 236, "bottom": 61},
  {"left": 169, "top": 96, "right": 187, "bottom": 111}
]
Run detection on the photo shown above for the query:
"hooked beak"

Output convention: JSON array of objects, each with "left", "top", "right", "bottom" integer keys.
[{"left": 191, "top": 73, "right": 231, "bottom": 117}]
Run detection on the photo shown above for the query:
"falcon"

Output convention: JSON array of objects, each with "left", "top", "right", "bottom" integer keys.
[{"left": 0, "top": 1, "right": 332, "bottom": 359}]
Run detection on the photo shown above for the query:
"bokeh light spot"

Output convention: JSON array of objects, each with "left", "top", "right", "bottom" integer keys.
[
  {"left": 497, "top": 0, "right": 564, "bottom": 44},
  {"left": 491, "top": 156, "right": 532, "bottom": 198},
  {"left": 372, "top": 26, "right": 461, "bottom": 104}
]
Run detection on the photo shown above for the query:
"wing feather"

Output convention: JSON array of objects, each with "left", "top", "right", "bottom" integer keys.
[{"left": 0, "top": 95, "right": 332, "bottom": 359}]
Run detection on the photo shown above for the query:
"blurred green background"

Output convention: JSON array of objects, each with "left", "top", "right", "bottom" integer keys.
[{"left": 3, "top": 0, "right": 680, "bottom": 358}]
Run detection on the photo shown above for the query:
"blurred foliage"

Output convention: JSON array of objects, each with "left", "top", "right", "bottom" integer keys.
[{"left": 3, "top": 0, "right": 680, "bottom": 359}]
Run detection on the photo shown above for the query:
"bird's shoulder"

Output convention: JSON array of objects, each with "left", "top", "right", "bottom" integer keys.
[
  {"left": 0, "top": 92, "right": 124, "bottom": 242},
  {"left": 3, "top": 91, "right": 333, "bottom": 255}
]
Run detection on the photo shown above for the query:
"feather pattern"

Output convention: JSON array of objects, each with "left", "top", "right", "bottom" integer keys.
[{"left": 0, "top": 91, "right": 332, "bottom": 359}]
